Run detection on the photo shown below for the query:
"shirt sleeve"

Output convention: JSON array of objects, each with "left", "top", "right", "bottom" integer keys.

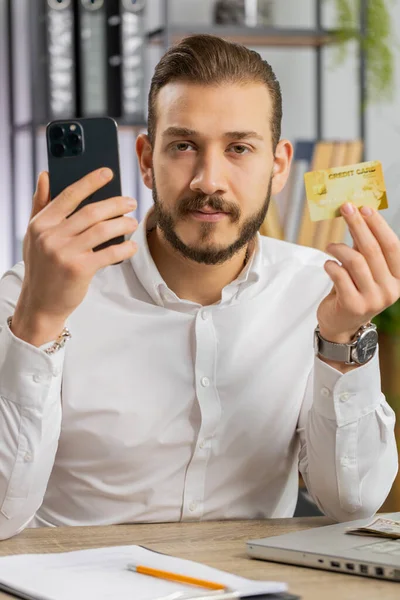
[
  {"left": 0, "top": 264, "right": 64, "bottom": 539},
  {"left": 297, "top": 346, "right": 398, "bottom": 522}
]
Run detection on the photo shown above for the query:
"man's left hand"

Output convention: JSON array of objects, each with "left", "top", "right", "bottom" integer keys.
[{"left": 317, "top": 202, "right": 400, "bottom": 344}]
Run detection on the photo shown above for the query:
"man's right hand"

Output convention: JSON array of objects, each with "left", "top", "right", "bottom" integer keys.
[{"left": 10, "top": 168, "right": 138, "bottom": 347}]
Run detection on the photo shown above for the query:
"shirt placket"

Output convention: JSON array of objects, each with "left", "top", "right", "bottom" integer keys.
[{"left": 181, "top": 307, "right": 221, "bottom": 521}]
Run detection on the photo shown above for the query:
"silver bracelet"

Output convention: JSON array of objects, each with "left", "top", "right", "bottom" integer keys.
[{"left": 7, "top": 315, "right": 71, "bottom": 355}]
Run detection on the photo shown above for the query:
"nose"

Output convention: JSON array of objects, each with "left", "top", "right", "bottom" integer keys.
[{"left": 190, "top": 149, "right": 229, "bottom": 197}]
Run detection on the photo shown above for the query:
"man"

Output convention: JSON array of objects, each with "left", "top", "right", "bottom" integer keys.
[{"left": 0, "top": 35, "right": 398, "bottom": 540}]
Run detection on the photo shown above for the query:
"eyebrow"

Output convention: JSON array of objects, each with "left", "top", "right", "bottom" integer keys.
[{"left": 162, "top": 127, "right": 264, "bottom": 141}]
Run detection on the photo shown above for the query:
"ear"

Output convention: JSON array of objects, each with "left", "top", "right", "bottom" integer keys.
[
  {"left": 271, "top": 139, "right": 293, "bottom": 196},
  {"left": 136, "top": 133, "right": 153, "bottom": 190}
]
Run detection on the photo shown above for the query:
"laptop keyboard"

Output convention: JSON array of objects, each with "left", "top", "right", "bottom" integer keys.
[{"left": 356, "top": 540, "right": 400, "bottom": 555}]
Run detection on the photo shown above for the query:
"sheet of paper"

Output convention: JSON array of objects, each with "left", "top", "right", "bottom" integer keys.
[{"left": 0, "top": 544, "right": 287, "bottom": 600}]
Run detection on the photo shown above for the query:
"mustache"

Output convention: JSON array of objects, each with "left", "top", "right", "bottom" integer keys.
[{"left": 177, "top": 194, "right": 241, "bottom": 222}]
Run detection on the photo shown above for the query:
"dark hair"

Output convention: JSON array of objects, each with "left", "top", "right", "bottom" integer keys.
[{"left": 148, "top": 34, "right": 282, "bottom": 151}]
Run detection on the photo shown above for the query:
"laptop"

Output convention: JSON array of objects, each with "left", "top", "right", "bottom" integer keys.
[{"left": 247, "top": 512, "right": 400, "bottom": 582}]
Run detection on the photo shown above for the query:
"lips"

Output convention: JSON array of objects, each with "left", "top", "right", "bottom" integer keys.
[
  {"left": 196, "top": 208, "right": 227, "bottom": 214},
  {"left": 189, "top": 210, "right": 228, "bottom": 222}
]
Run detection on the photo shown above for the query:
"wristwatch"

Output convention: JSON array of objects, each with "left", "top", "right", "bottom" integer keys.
[
  {"left": 7, "top": 316, "right": 71, "bottom": 356},
  {"left": 314, "top": 322, "right": 378, "bottom": 366}
]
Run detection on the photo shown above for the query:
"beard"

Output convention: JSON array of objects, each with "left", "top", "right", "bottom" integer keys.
[{"left": 151, "top": 174, "right": 273, "bottom": 265}]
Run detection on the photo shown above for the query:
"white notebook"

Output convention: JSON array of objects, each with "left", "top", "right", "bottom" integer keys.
[{"left": 0, "top": 543, "right": 287, "bottom": 600}]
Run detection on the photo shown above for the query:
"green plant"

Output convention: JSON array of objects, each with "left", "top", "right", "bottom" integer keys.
[
  {"left": 373, "top": 303, "right": 400, "bottom": 415},
  {"left": 328, "top": 0, "right": 396, "bottom": 102},
  {"left": 373, "top": 300, "right": 400, "bottom": 335}
]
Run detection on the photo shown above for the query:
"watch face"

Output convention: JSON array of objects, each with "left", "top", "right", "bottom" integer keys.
[{"left": 353, "top": 328, "right": 379, "bottom": 364}]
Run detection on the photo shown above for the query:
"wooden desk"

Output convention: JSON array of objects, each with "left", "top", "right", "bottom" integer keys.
[{"left": 0, "top": 517, "right": 398, "bottom": 599}]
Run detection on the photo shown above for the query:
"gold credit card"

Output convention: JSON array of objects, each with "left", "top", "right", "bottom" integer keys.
[{"left": 304, "top": 160, "right": 388, "bottom": 221}]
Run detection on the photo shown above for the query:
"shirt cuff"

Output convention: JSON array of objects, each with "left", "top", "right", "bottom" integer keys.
[
  {"left": 312, "top": 345, "right": 382, "bottom": 427},
  {"left": 0, "top": 320, "right": 65, "bottom": 410}
]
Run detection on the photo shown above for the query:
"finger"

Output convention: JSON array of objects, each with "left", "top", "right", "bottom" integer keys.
[
  {"left": 59, "top": 196, "right": 137, "bottom": 237},
  {"left": 358, "top": 206, "right": 400, "bottom": 279},
  {"left": 324, "top": 259, "right": 361, "bottom": 307},
  {"left": 38, "top": 168, "right": 114, "bottom": 227},
  {"left": 339, "top": 203, "right": 392, "bottom": 285},
  {"left": 87, "top": 239, "right": 138, "bottom": 270},
  {"left": 326, "top": 244, "right": 377, "bottom": 295},
  {"left": 69, "top": 216, "right": 138, "bottom": 253},
  {"left": 30, "top": 172, "right": 50, "bottom": 220}
]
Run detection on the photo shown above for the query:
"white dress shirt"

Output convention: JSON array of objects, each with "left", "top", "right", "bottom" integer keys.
[{"left": 0, "top": 210, "right": 397, "bottom": 540}]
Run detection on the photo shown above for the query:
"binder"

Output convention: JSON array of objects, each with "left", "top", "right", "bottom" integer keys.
[
  {"left": 120, "top": 0, "right": 146, "bottom": 120},
  {"left": 35, "top": 0, "right": 77, "bottom": 121},
  {"left": 76, "top": 0, "right": 121, "bottom": 117}
]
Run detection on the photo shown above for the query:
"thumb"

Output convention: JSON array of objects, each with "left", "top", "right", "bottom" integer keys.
[{"left": 30, "top": 171, "right": 51, "bottom": 220}]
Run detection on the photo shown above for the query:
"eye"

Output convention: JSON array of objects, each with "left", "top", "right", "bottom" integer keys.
[
  {"left": 173, "top": 142, "right": 195, "bottom": 152},
  {"left": 229, "top": 145, "right": 250, "bottom": 155}
]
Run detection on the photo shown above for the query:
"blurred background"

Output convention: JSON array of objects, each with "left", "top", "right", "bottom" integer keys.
[{"left": 0, "top": 0, "right": 399, "bottom": 513}]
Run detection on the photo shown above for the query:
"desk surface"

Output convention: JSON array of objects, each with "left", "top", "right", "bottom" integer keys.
[{"left": 0, "top": 517, "right": 398, "bottom": 599}]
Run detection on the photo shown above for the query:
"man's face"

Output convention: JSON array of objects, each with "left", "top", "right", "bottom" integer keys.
[{"left": 150, "top": 81, "right": 277, "bottom": 265}]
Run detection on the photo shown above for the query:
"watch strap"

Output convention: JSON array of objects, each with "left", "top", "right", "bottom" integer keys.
[{"left": 317, "top": 332, "right": 353, "bottom": 363}]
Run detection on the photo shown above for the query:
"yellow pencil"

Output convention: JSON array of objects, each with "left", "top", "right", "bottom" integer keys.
[{"left": 127, "top": 563, "right": 227, "bottom": 591}]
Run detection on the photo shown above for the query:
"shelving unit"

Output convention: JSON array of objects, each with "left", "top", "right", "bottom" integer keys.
[{"left": 6, "top": 0, "right": 368, "bottom": 265}]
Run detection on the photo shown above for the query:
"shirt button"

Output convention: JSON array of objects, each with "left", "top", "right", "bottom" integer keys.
[
  {"left": 201, "top": 377, "right": 210, "bottom": 387},
  {"left": 199, "top": 439, "right": 206, "bottom": 449},
  {"left": 189, "top": 501, "right": 198, "bottom": 512},
  {"left": 53, "top": 367, "right": 62, "bottom": 377},
  {"left": 24, "top": 452, "right": 32, "bottom": 462},
  {"left": 201, "top": 310, "right": 209, "bottom": 321},
  {"left": 32, "top": 374, "right": 43, "bottom": 383},
  {"left": 321, "top": 387, "right": 330, "bottom": 397},
  {"left": 340, "top": 456, "right": 350, "bottom": 467},
  {"left": 339, "top": 392, "right": 351, "bottom": 402}
]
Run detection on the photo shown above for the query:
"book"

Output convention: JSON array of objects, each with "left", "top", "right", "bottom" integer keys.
[
  {"left": 259, "top": 141, "right": 315, "bottom": 242},
  {"left": 312, "top": 141, "right": 348, "bottom": 251},
  {"left": 296, "top": 142, "right": 335, "bottom": 247},
  {"left": 283, "top": 141, "right": 315, "bottom": 243},
  {"left": 0, "top": 544, "right": 288, "bottom": 600},
  {"left": 260, "top": 197, "right": 284, "bottom": 240}
]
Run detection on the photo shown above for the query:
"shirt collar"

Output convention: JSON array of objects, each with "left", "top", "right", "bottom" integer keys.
[{"left": 129, "top": 208, "right": 262, "bottom": 309}]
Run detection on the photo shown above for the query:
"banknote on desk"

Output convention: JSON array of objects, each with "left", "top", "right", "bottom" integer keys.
[{"left": 346, "top": 517, "right": 400, "bottom": 539}]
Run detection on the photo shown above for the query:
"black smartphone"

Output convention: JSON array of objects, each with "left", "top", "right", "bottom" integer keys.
[{"left": 46, "top": 116, "right": 124, "bottom": 253}]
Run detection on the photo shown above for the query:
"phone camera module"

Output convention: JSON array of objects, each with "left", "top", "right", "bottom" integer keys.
[
  {"left": 51, "top": 125, "right": 64, "bottom": 140},
  {"left": 52, "top": 143, "right": 66, "bottom": 158},
  {"left": 68, "top": 133, "right": 81, "bottom": 146},
  {"left": 49, "top": 122, "right": 83, "bottom": 158}
]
